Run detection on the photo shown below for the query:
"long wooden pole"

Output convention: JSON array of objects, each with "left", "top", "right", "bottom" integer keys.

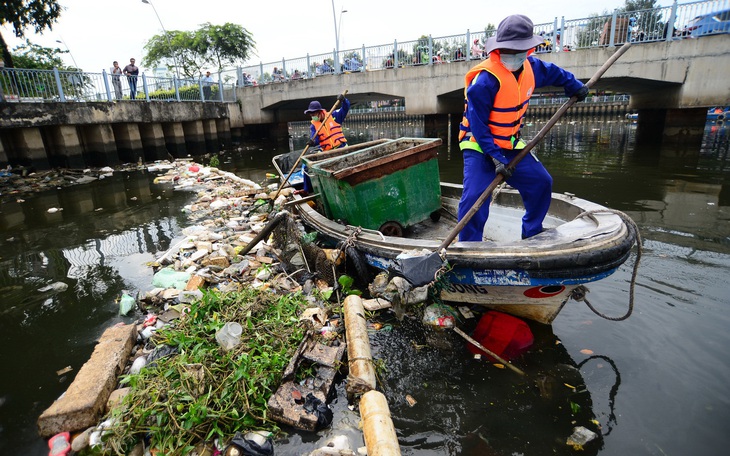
[{"left": 437, "top": 43, "right": 632, "bottom": 251}]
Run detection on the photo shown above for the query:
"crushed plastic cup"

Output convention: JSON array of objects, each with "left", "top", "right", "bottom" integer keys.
[
  {"left": 215, "top": 322, "right": 242, "bottom": 350},
  {"left": 48, "top": 432, "right": 71, "bottom": 455},
  {"left": 179, "top": 289, "right": 204, "bottom": 303}
]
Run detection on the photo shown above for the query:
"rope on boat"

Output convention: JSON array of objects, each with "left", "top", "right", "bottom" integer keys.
[{"left": 569, "top": 209, "right": 643, "bottom": 321}]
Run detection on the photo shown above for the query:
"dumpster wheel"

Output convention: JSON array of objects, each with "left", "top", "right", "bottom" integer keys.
[
  {"left": 379, "top": 221, "right": 404, "bottom": 237},
  {"left": 430, "top": 210, "right": 441, "bottom": 222}
]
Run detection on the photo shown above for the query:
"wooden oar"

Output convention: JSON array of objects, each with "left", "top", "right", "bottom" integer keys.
[
  {"left": 269, "top": 90, "right": 348, "bottom": 205},
  {"left": 395, "top": 43, "right": 633, "bottom": 287}
]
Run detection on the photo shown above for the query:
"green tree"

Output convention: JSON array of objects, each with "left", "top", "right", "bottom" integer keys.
[
  {"left": 11, "top": 39, "right": 74, "bottom": 70},
  {"left": 621, "top": 0, "right": 658, "bottom": 11},
  {"left": 1, "top": 0, "right": 63, "bottom": 67},
  {"left": 143, "top": 22, "right": 255, "bottom": 78},
  {"left": 195, "top": 23, "right": 256, "bottom": 71}
]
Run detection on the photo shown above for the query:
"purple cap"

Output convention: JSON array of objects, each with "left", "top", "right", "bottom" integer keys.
[{"left": 485, "top": 15, "right": 544, "bottom": 54}]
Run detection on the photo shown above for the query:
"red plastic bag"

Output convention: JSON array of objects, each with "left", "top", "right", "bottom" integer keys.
[{"left": 467, "top": 311, "right": 534, "bottom": 362}]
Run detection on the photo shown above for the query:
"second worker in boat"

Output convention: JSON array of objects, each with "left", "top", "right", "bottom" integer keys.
[
  {"left": 457, "top": 14, "right": 588, "bottom": 241},
  {"left": 301, "top": 95, "right": 351, "bottom": 193}
]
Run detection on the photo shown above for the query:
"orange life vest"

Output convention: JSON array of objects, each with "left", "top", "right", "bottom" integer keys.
[
  {"left": 311, "top": 117, "right": 347, "bottom": 151},
  {"left": 459, "top": 52, "right": 535, "bottom": 151}
]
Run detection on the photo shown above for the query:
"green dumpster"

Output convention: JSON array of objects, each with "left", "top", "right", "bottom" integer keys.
[{"left": 307, "top": 138, "right": 442, "bottom": 235}]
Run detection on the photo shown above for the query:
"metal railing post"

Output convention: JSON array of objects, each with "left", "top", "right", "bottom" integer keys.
[
  {"left": 552, "top": 18, "right": 558, "bottom": 52},
  {"left": 53, "top": 68, "right": 66, "bottom": 102},
  {"left": 466, "top": 29, "right": 471, "bottom": 59},
  {"left": 362, "top": 45, "right": 366, "bottom": 71},
  {"left": 393, "top": 40, "right": 398, "bottom": 68},
  {"left": 282, "top": 58, "right": 287, "bottom": 80},
  {"left": 198, "top": 75, "right": 204, "bottom": 101},
  {"left": 559, "top": 16, "right": 565, "bottom": 52},
  {"left": 174, "top": 78, "right": 181, "bottom": 102},
  {"left": 102, "top": 69, "right": 112, "bottom": 101},
  {"left": 142, "top": 74, "right": 150, "bottom": 101},
  {"left": 306, "top": 54, "right": 311, "bottom": 78},
  {"left": 666, "top": 0, "right": 678, "bottom": 41},
  {"left": 609, "top": 9, "right": 618, "bottom": 47},
  {"left": 259, "top": 62, "right": 264, "bottom": 83},
  {"left": 218, "top": 75, "right": 223, "bottom": 102},
  {"left": 333, "top": 49, "right": 338, "bottom": 74},
  {"left": 428, "top": 35, "right": 433, "bottom": 65}
]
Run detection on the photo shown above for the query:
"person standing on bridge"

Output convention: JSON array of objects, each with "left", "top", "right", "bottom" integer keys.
[
  {"left": 202, "top": 71, "right": 214, "bottom": 100},
  {"left": 123, "top": 58, "right": 139, "bottom": 99},
  {"left": 457, "top": 14, "right": 588, "bottom": 241},
  {"left": 110, "top": 61, "right": 123, "bottom": 100}
]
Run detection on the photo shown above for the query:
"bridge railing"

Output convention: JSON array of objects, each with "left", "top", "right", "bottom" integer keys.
[
  {"left": 237, "top": 0, "right": 727, "bottom": 85},
  {"left": 2, "top": 0, "right": 726, "bottom": 102},
  {"left": 0, "top": 67, "right": 237, "bottom": 103}
]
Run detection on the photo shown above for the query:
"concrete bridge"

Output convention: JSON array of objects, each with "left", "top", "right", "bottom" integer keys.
[{"left": 242, "top": 35, "right": 730, "bottom": 145}]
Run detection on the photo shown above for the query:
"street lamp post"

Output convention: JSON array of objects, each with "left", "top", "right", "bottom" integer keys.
[
  {"left": 141, "top": 0, "right": 181, "bottom": 81},
  {"left": 55, "top": 38, "right": 79, "bottom": 69},
  {"left": 331, "top": 1, "right": 347, "bottom": 73}
]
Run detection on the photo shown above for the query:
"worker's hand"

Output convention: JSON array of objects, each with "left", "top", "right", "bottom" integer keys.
[
  {"left": 574, "top": 85, "right": 589, "bottom": 102},
  {"left": 306, "top": 138, "right": 315, "bottom": 147},
  {"left": 492, "top": 158, "right": 513, "bottom": 179},
  {"left": 337, "top": 94, "right": 346, "bottom": 102}
]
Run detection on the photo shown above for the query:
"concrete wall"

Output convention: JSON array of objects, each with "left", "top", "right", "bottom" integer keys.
[{"left": 0, "top": 101, "right": 245, "bottom": 169}]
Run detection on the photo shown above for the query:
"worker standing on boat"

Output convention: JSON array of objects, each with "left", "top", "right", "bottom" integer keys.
[
  {"left": 299, "top": 96, "right": 350, "bottom": 193},
  {"left": 457, "top": 14, "right": 588, "bottom": 241},
  {"left": 304, "top": 95, "right": 350, "bottom": 151}
]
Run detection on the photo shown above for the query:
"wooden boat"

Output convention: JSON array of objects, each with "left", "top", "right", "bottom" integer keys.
[{"left": 273, "top": 138, "right": 637, "bottom": 324}]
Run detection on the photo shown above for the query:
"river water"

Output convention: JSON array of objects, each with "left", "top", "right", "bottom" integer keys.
[{"left": 0, "top": 115, "right": 728, "bottom": 455}]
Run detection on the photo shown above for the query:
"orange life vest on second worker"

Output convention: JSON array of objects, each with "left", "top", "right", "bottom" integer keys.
[
  {"left": 311, "top": 117, "right": 347, "bottom": 151},
  {"left": 459, "top": 52, "right": 535, "bottom": 151}
]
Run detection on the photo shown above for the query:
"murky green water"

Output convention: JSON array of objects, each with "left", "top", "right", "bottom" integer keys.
[{"left": 1, "top": 116, "right": 728, "bottom": 455}]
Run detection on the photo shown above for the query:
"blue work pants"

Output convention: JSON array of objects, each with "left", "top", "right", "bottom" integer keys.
[{"left": 457, "top": 149, "right": 553, "bottom": 241}]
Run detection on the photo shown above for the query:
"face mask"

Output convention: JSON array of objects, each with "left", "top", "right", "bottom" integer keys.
[
  {"left": 500, "top": 52, "right": 528, "bottom": 72},
  {"left": 311, "top": 116, "right": 320, "bottom": 122}
]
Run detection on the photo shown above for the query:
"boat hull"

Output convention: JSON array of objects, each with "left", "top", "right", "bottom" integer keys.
[{"left": 273, "top": 140, "right": 636, "bottom": 324}]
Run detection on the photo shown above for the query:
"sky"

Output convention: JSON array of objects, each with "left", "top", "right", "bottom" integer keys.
[{"left": 2, "top": 0, "right": 675, "bottom": 74}]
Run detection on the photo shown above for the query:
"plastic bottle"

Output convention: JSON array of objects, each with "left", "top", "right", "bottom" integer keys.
[{"left": 215, "top": 322, "right": 242, "bottom": 350}]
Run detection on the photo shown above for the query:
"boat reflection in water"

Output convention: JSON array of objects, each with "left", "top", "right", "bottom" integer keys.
[{"left": 368, "top": 315, "right": 619, "bottom": 455}]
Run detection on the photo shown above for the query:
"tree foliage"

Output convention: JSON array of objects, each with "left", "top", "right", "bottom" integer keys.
[
  {"left": 11, "top": 39, "right": 76, "bottom": 70},
  {"left": 620, "top": 0, "right": 658, "bottom": 12},
  {"left": 143, "top": 22, "right": 255, "bottom": 78},
  {"left": 0, "top": 0, "right": 63, "bottom": 67}
]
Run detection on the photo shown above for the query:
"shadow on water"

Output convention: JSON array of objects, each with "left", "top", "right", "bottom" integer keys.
[{"left": 1, "top": 114, "right": 729, "bottom": 455}]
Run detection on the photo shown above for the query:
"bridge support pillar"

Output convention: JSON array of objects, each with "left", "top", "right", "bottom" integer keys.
[
  {"left": 215, "top": 119, "right": 232, "bottom": 151},
  {"left": 162, "top": 123, "right": 187, "bottom": 158},
  {"left": 112, "top": 124, "right": 144, "bottom": 165},
  {"left": 11, "top": 127, "right": 49, "bottom": 169},
  {"left": 202, "top": 119, "right": 218, "bottom": 154},
  {"left": 138, "top": 123, "right": 169, "bottom": 161},
  {"left": 182, "top": 120, "right": 206, "bottom": 156},
  {"left": 636, "top": 108, "right": 706, "bottom": 151},
  {"left": 80, "top": 124, "right": 118, "bottom": 167},
  {"left": 49, "top": 126, "right": 85, "bottom": 168}
]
